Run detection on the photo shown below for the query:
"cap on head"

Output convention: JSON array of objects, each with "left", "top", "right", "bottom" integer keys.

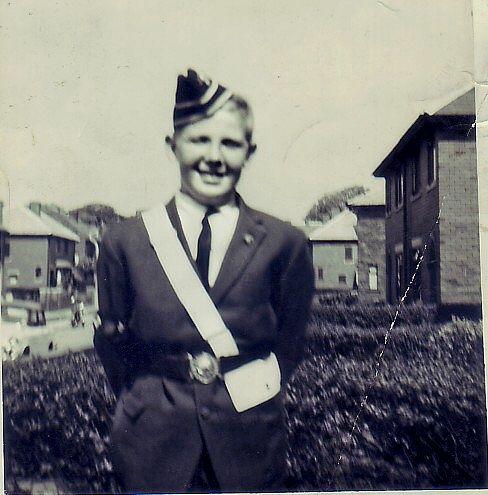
[{"left": 173, "top": 68, "right": 233, "bottom": 129}]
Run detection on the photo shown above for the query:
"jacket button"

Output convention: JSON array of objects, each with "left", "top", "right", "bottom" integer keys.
[{"left": 200, "top": 406, "right": 210, "bottom": 420}]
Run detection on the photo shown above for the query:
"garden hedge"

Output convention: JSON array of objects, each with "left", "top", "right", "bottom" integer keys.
[{"left": 2, "top": 311, "right": 486, "bottom": 492}]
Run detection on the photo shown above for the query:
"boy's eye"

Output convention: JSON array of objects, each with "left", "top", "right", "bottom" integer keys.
[
  {"left": 222, "top": 139, "right": 244, "bottom": 148},
  {"left": 189, "top": 136, "right": 210, "bottom": 144}
]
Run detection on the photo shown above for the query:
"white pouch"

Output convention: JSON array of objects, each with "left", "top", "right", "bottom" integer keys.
[{"left": 223, "top": 352, "right": 281, "bottom": 412}]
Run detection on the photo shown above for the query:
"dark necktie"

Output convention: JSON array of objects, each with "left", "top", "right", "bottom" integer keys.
[{"left": 196, "top": 207, "right": 218, "bottom": 289}]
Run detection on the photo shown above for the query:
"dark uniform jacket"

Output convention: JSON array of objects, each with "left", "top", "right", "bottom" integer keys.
[{"left": 94, "top": 197, "right": 314, "bottom": 493}]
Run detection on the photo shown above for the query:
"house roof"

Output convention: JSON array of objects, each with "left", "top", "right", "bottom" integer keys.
[
  {"left": 373, "top": 88, "right": 475, "bottom": 177},
  {"left": 7, "top": 207, "right": 80, "bottom": 241},
  {"left": 434, "top": 88, "right": 475, "bottom": 116},
  {"left": 309, "top": 209, "right": 357, "bottom": 242}
]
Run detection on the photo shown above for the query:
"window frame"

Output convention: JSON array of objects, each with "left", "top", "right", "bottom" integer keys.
[
  {"left": 411, "top": 154, "right": 421, "bottom": 197},
  {"left": 394, "top": 168, "right": 404, "bottom": 208},
  {"left": 395, "top": 253, "right": 403, "bottom": 301},
  {"left": 427, "top": 139, "right": 437, "bottom": 186}
]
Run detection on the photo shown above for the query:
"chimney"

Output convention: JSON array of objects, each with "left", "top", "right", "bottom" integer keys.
[{"left": 29, "top": 202, "right": 42, "bottom": 216}]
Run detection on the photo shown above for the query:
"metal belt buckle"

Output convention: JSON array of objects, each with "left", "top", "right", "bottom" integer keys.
[{"left": 188, "top": 352, "right": 220, "bottom": 384}]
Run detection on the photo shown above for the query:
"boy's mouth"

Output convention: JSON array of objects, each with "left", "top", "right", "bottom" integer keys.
[{"left": 194, "top": 163, "right": 229, "bottom": 179}]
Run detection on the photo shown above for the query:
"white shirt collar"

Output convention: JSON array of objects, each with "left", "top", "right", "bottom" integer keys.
[{"left": 175, "top": 191, "right": 238, "bottom": 220}]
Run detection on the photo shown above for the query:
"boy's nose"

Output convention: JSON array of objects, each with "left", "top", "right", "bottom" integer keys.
[{"left": 206, "top": 142, "right": 222, "bottom": 163}]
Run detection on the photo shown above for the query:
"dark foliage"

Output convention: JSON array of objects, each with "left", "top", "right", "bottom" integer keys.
[
  {"left": 305, "top": 185, "right": 366, "bottom": 223},
  {"left": 3, "top": 352, "right": 119, "bottom": 494},
  {"left": 285, "top": 318, "right": 487, "bottom": 490},
  {"left": 68, "top": 204, "right": 125, "bottom": 228},
  {"left": 3, "top": 316, "right": 486, "bottom": 492},
  {"left": 311, "top": 298, "right": 438, "bottom": 328}
]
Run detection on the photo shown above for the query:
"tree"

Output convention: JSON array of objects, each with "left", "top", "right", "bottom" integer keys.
[
  {"left": 68, "top": 204, "right": 125, "bottom": 228},
  {"left": 305, "top": 185, "right": 366, "bottom": 223}
]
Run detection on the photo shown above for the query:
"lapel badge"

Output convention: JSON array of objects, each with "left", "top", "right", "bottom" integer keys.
[{"left": 244, "top": 233, "right": 255, "bottom": 245}]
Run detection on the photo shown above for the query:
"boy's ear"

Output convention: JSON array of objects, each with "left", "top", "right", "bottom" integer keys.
[
  {"left": 165, "top": 135, "right": 175, "bottom": 151},
  {"left": 247, "top": 143, "right": 257, "bottom": 159}
]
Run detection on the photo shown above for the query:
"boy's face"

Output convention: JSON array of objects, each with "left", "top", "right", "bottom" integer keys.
[{"left": 171, "top": 107, "right": 252, "bottom": 206}]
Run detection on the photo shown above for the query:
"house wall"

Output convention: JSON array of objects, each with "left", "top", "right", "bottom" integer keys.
[
  {"left": 437, "top": 131, "right": 481, "bottom": 306},
  {"left": 3, "top": 236, "right": 48, "bottom": 291},
  {"left": 384, "top": 134, "right": 441, "bottom": 304},
  {"left": 354, "top": 206, "right": 386, "bottom": 302},
  {"left": 311, "top": 241, "right": 357, "bottom": 290}
]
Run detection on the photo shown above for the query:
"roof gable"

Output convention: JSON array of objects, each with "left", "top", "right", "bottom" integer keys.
[
  {"left": 309, "top": 209, "right": 357, "bottom": 242},
  {"left": 7, "top": 207, "right": 80, "bottom": 241},
  {"left": 434, "top": 88, "right": 475, "bottom": 116},
  {"left": 373, "top": 88, "right": 475, "bottom": 177}
]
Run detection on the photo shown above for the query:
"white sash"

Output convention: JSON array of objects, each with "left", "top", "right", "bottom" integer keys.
[{"left": 141, "top": 204, "right": 281, "bottom": 412}]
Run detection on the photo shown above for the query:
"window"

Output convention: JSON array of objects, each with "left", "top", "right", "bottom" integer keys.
[
  {"left": 411, "top": 155, "right": 421, "bottom": 196},
  {"left": 395, "top": 253, "right": 403, "bottom": 301},
  {"left": 35, "top": 267, "right": 42, "bottom": 277},
  {"left": 385, "top": 177, "right": 391, "bottom": 214},
  {"left": 0, "top": 238, "right": 9, "bottom": 259},
  {"left": 317, "top": 267, "right": 324, "bottom": 280},
  {"left": 344, "top": 247, "right": 353, "bottom": 263},
  {"left": 338, "top": 275, "right": 347, "bottom": 285},
  {"left": 394, "top": 169, "right": 404, "bottom": 208},
  {"left": 410, "top": 249, "right": 421, "bottom": 301},
  {"left": 427, "top": 140, "right": 437, "bottom": 185},
  {"left": 387, "top": 254, "right": 393, "bottom": 302},
  {"left": 9, "top": 275, "right": 18, "bottom": 286},
  {"left": 368, "top": 266, "right": 378, "bottom": 291},
  {"left": 49, "top": 270, "right": 57, "bottom": 288},
  {"left": 86, "top": 240, "right": 96, "bottom": 259}
]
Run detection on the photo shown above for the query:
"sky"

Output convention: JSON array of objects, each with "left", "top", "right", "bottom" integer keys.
[{"left": 0, "top": 0, "right": 475, "bottom": 223}]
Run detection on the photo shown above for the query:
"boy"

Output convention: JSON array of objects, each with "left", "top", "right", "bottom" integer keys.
[{"left": 94, "top": 68, "right": 314, "bottom": 493}]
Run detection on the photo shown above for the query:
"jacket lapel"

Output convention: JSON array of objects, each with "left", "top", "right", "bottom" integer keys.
[{"left": 210, "top": 200, "right": 267, "bottom": 305}]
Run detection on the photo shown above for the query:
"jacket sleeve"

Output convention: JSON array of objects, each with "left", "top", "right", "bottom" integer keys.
[
  {"left": 94, "top": 228, "right": 134, "bottom": 398},
  {"left": 273, "top": 233, "right": 315, "bottom": 384}
]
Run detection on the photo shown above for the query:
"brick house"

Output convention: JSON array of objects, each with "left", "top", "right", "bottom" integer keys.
[
  {"left": 3, "top": 206, "right": 79, "bottom": 308},
  {"left": 303, "top": 209, "right": 358, "bottom": 291},
  {"left": 373, "top": 88, "right": 481, "bottom": 314},
  {"left": 29, "top": 202, "right": 100, "bottom": 286},
  {"left": 347, "top": 187, "right": 386, "bottom": 302}
]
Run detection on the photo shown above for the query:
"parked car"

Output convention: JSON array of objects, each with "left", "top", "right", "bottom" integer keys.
[{"left": 1, "top": 299, "right": 57, "bottom": 361}]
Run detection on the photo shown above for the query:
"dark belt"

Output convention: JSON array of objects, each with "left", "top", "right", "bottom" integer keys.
[{"left": 145, "top": 349, "right": 270, "bottom": 384}]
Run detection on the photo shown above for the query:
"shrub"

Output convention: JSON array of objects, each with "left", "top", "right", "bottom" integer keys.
[
  {"left": 285, "top": 319, "right": 487, "bottom": 490},
  {"left": 310, "top": 299, "right": 438, "bottom": 328},
  {"left": 2, "top": 352, "right": 119, "bottom": 494},
  {"left": 2, "top": 319, "right": 486, "bottom": 492}
]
